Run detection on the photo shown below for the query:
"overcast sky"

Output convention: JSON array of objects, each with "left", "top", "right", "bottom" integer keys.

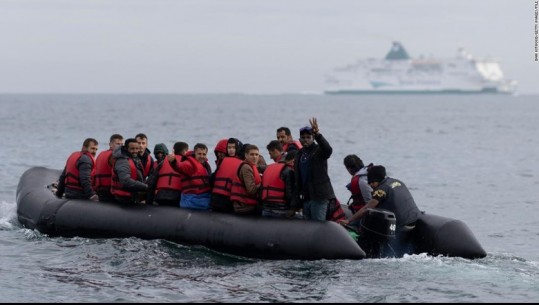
[{"left": 1, "top": 0, "right": 536, "bottom": 94}]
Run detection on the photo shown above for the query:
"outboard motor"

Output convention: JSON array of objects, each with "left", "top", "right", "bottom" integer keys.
[{"left": 358, "top": 208, "right": 396, "bottom": 258}]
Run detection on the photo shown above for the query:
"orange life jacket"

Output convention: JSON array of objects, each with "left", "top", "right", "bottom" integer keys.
[
  {"left": 282, "top": 140, "right": 302, "bottom": 152},
  {"left": 260, "top": 162, "right": 287, "bottom": 205},
  {"left": 111, "top": 158, "right": 138, "bottom": 198},
  {"left": 212, "top": 157, "right": 243, "bottom": 197},
  {"left": 64, "top": 151, "right": 95, "bottom": 191},
  {"left": 181, "top": 157, "right": 211, "bottom": 195},
  {"left": 155, "top": 157, "right": 183, "bottom": 192},
  {"left": 230, "top": 162, "right": 261, "bottom": 206},
  {"left": 347, "top": 175, "right": 366, "bottom": 214},
  {"left": 93, "top": 149, "right": 113, "bottom": 191}
]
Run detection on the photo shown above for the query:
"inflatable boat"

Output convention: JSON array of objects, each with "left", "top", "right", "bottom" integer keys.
[{"left": 16, "top": 167, "right": 487, "bottom": 260}]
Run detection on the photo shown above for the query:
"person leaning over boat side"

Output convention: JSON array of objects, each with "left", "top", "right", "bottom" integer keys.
[
  {"left": 343, "top": 154, "right": 373, "bottom": 214},
  {"left": 231, "top": 144, "right": 262, "bottom": 216},
  {"left": 276, "top": 126, "right": 302, "bottom": 154},
  {"left": 135, "top": 133, "right": 155, "bottom": 180},
  {"left": 110, "top": 138, "right": 148, "bottom": 204},
  {"left": 261, "top": 150, "right": 297, "bottom": 218},
  {"left": 266, "top": 140, "right": 286, "bottom": 163},
  {"left": 173, "top": 143, "right": 213, "bottom": 210},
  {"left": 340, "top": 165, "right": 422, "bottom": 232},
  {"left": 56, "top": 138, "right": 99, "bottom": 201},
  {"left": 93, "top": 134, "right": 124, "bottom": 203},
  {"left": 294, "top": 118, "right": 336, "bottom": 221}
]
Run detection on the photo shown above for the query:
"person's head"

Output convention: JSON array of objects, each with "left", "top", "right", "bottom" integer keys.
[
  {"left": 266, "top": 140, "right": 283, "bottom": 162},
  {"left": 367, "top": 165, "right": 387, "bottom": 188},
  {"left": 135, "top": 133, "right": 148, "bottom": 155},
  {"left": 343, "top": 154, "right": 364, "bottom": 176},
  {"left": 153, "top": 143, "right": 169, "bottom": 161},
  {"left": 276, "top": 127, "right": 292, "bottom": 146},
  {"left": 214, "top": 138, "right": 228, "bottom": 160},
  {"left": 243, "top": 144, "right": 260, "bottom": 165},
  {"left": 82, "top": 138, "right": 99, "bottom": 157},
  {"left": 124, "top": 138, "right": 139, "bottom": 158},
  {"left": 193, "top": 143, "right": 208, "bottom": 163},
  {"left": 226, "top": 138, "right": 242, "bottom": 157},
  {"left": 173, "top": 142, "right": 189, "bottom": 156},
  {"left": 284, "top": 150, "right": 296, "bottom": 167},
  {"left": 109, "top": 134, "right": 123, "bottom": 150},
  {"left": 299, "top": 126, "right": 314, "bottom": 147}
]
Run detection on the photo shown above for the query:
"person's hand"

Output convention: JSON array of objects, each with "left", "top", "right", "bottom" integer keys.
[
  {"left": 167, "top": 154, "right": 176, "bottom": 163},
  {"left": 339, "top": 219, "right": 350, "bottom": 226},
  {"left": 309, "top": 117, "right": 319, "bottom": 135},
  {"left": 286, "top": 209, "right": 296, "bottom": 218}
]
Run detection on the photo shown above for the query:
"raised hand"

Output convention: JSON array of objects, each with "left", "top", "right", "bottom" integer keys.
[{"left": 309, "top": 117, "right": 319, "bottom": 134}]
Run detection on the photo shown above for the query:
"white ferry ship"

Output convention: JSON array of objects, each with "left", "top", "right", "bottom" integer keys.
[{"left": 324, "top": 42, "right": 517, "bottom": 94}]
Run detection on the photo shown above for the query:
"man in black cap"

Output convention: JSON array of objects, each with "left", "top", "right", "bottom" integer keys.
[
  {"left": 341, "top": 165, "right": 421, "bottom": 232},
  {"left": 293, "top": 117, "right": 336, "bottom": 221}
]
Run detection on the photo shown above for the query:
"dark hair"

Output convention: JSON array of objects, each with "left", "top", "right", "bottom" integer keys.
[
  {"left": 194, "top": 143, "right": 208, "bottom": 151},
  {"left": 109, "top": 134, "right": 123, "bottom": 143},
  {"left": 227, "top": 138, "right": 243, "bottom": 156},
  {"left": 124, "top": 138, "right": 138, "bottom": 148},
  {"left": 173, "top": 142, "right": 189, "bottom": 155},
  {"left": 83, "top": 138, "right": 98, "bottom": 148},
  {"left": 135, "top": 133, "right": 147, "bottom": 140},
  {"left": 277, "top": 127, "right": 291, "bottom": 136},
  {"left": 243, "top": 144, "right": 259, "bottom": 155},
  {"left": 343, "top": 154, "right": 364, "bottom": 173},
  {"left": 367, "top": 165, "right": 386, "bottom": 184},
  {"left": 284, "top": 150, "right": 296, "bottom": 162},
  {"left": 266, "top": 140, "right": 283, "bottom": 152}
]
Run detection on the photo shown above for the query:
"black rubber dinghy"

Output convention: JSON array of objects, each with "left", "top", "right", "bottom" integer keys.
[{"left": 16, "top": 167, "right": 486, "bottom": 260}]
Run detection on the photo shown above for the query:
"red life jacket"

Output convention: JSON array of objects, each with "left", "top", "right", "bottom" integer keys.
[
  {"left": 111, "top": 158, "right": 139, "bottom": 198},
  {"left": 230, "top": 162, "right": 261, "bottom": 206},
  {"left": 282, "top": 140, "right": 302, "bottom": 152},
  {"left": 212, "top": 157, "right": 243, "bottom": 197},
  {"left": 93, "top": 149, "right": 113, "bottom": 191},
  {"left": 181, "top": 157, "right": 211, "bottom": 195},
  {"left": 155, "top": 157, "right": 183, "bottom": 192},
  {"left": 64, "top": 151, "right": 95, "bottom": 191},
  {"left": 347, "top": 175, "right": 366, "bottom": 214},
  {"left": 141, "top": 154, "right": 154, "bottom": 178},
  {"left": 328, "top": 198, "right": 346, "bottom": 222},
  {"left": 260, "top": 162, "right": 287, "bottom": 205}
]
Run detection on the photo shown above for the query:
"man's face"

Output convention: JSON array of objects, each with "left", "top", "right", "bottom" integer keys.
[
  {"left": 85, "top": 143, "right": 99, "bottom": 158},
  {"left": 299, "top": 133, "right": 314, "bottom": 147},
  {"left": 276, "top": 131, "right": 288, "bottom": 146},
  {"left": 245, "top": 149, "right": 260, "bottom": 165},
  {"left": 268, "top": 149, "right": 281, "bottom": 162},
  {"left": 194, "top": 148, "right": 208, "bottom": 163},
  {"left": 127, "top": 142, "right": 139, "bottom": 158},
  {"left": 110, "top": 138, "right": 123, "bottom": 150},
  {"left": 136, "top": 137, "right": 147, "bottom": 154},
  {"left": 227, "top": 143, "right": 236, "bottom": 157}
]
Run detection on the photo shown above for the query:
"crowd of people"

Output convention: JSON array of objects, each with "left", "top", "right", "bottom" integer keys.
[{"left": 54, "top": 117, "right": 422, "bottom": 234}]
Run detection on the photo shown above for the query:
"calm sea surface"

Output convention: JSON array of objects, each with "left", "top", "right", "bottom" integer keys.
[{"left": 0, "top": 94, "right": 538, "bottom": 302}]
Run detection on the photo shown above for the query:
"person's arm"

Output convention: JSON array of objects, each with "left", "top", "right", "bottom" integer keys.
[
  {"left": 55, "top": 167, "right": 67, "bottom": 198},
  {"left": 116, "top": 159, "right": 148, "bottom": 191},
  {"left": 346, "top": 198, "right": 380, "bottom": 224},
  {"left": 239, "top": 164, "right": 260, "bottom": 195},
  {"left": 78, "top": 155, "right": 97, "bottom": 199}
]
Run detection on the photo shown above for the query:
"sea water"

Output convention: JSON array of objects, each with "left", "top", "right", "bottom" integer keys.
[{"left": 0, "top": 93, "right": 538, "bottom": 302}]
